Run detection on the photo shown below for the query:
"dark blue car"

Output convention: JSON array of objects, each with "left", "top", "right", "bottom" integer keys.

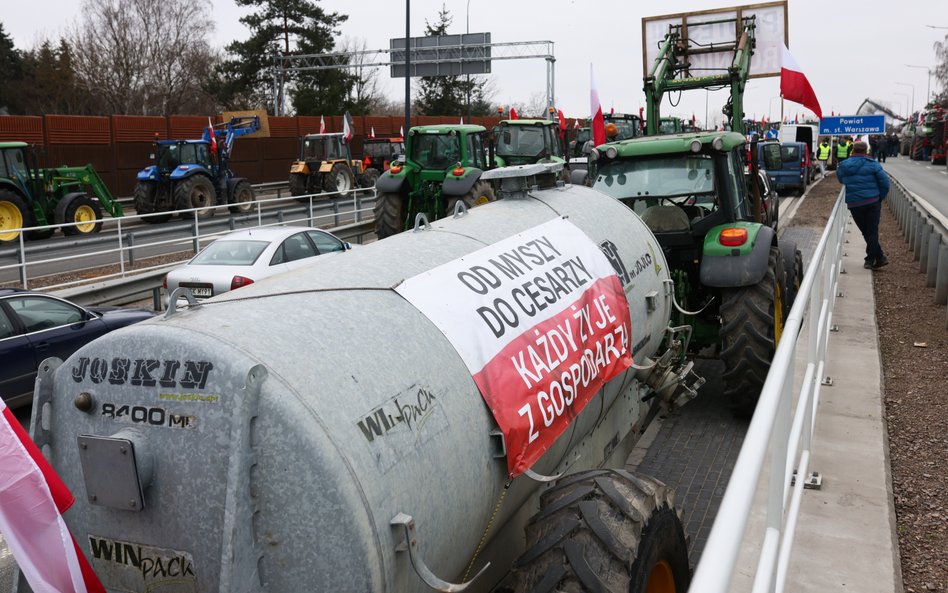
[
  {"left": 0, "top": 289, "right": 154, "bottom": 408},
  {"left": 758, "top": 141, "right": 811, "bottom": 196}
]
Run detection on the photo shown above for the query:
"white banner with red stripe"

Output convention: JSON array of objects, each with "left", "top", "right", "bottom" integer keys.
[{"left": 396, "top": 218, "right": 632, "bottom": 476}]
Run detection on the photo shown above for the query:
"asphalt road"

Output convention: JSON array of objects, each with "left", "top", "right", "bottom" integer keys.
[{"left": 882, "top": 156, "right": 948, "bottom": 220}]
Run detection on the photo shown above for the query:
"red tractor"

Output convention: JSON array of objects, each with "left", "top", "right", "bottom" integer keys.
[{"left": 361, "top": 137, "right": 406, "bottom": 178}]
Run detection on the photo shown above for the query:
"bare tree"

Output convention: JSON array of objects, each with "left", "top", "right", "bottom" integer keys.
[
  {"left": 70, "top": 0, "right": 218, "bottom": 115},
  {"left": 337, "top": 36, "right": 384, "bottom": 114}
]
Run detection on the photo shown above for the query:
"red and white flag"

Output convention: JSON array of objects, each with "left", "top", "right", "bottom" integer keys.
[
  {"left": 590, "top": 64, "right": 606, "bottom": 146},
  {"left": 370, "top": 126, "right": 376, "bottom": 138},
  {"left": 319, "top": 115, "right": 326, "bottom": 134},
  {"left": 396, "top": 218, "right": 632, "bottom": 477},
  {"left": 573, "top": 120, "right": 581, "bottom": 130},
  {"left": 207, "top": 117, "right": 217, "bottom": 156},
  {"left": 399, "top": 125, "right": 405, "bottom": 139},
  {"left": 342, "top": 111, "right": 354, "bottom": 142},
  {"left": 780, "top": 44, "right": 823, "bottom": 119},
  {"left": 509, "top": 107, "right": 519, "bottom": 120},
  {"left": 556, "top": 109, "right": 566, "bottom": 137},
  {"left": 0, "top": 400, "right": 105, "bottom": 593},
  {"left": 460, "top": 117, "right": 464, "bottom": 125}
]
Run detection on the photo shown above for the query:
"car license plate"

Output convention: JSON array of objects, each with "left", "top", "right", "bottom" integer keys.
[{"left": 181, "top": 284, "right": 212, "bottom": 298}]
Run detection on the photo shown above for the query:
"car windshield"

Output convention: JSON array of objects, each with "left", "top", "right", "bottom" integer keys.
[
  {"left": 410, "top": 133, "right": 461, "bottom": 169},
  {"left": 496, "top": 126, "right": 546, "bottom": 157},
  {"left": 594, "top": 155, "right": 715, "bottom": 200},
  {"left": 190, "top": 240, "right": 270, "bottom": 266}
]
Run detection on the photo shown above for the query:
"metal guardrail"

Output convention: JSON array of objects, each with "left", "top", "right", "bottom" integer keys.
[
  {"left": 690, "top": 190, "right": 849, "bottom": 593},
  {"left": 112, "top": 180, "right": 290, "bottom": 208},
  {"left": 0, "top": 187, "right": 375, "bottom": 290},
  {"left": 886, "top": 176, "right": 948, "bottom": 323},
  {"left": 51, "top": 218, "right": 377, "bottom": 309}
]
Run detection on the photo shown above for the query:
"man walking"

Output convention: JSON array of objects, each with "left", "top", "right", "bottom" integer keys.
[
  {"left": 816, "top": 137, "right": 832, "bottom": 178},
  {"left": 835, "top": 136, "right": 852, "bottom": 167},
  {"left": 836, "top": 141, "right": 889, "bottom": 269}
]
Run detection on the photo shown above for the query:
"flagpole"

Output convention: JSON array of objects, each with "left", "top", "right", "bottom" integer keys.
[{"left": 404, "top": 0, "right": 411, "bottom": 144}]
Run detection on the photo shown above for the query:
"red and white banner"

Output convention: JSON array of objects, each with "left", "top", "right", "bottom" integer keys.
[
  {"left": 396, "top": 218, "right": 632, "bottom": 476},
  {"left": 0, "top": 400, "right": 105, "bottom": 593}
]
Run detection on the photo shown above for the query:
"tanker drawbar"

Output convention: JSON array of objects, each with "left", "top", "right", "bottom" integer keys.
[{"left": 20, "top": 165, "right": 702, "bottom": 593}]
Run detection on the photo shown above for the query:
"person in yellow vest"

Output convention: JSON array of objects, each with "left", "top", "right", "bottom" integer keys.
[
  {"left": 836, "top": 136, "right": 853, "bottom": 167},
  {"left": 816, "top": 138, "right": 832, "bottom": 178}
]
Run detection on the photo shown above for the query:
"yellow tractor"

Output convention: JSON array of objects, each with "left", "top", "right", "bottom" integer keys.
[{"left": 288, "top": 133, "right": 377, "bottom": 199}]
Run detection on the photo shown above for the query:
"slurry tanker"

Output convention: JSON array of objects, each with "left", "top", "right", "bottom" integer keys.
[{"left": 19, "top": 165, "right": 703, "bottom": 593}]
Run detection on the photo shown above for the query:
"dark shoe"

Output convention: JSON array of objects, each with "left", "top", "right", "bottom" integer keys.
[
  {"left": 864, "top": 261, "right": 873, "bottom": 269},
  {"left": 871, "top": 257, "right": 889, "bottom": 269}
]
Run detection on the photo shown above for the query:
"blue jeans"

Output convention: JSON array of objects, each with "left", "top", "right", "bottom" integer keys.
[{"left": 849, "top": 201, "right": 884, "bottom": 262}]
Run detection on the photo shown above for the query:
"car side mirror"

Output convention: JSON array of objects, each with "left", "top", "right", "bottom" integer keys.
[{"left": 344, "top": 242, "right": 352, "bottom": 250}]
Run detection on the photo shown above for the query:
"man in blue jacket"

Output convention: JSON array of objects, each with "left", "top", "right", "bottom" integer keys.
[{"left": 836, "top": 141, "right": 890, "bottom": 269}]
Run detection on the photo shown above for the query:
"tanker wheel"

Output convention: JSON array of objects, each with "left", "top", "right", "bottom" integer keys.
[
  {"left": 174, "top": 175, "right": 216, "bottom": 219},
  {"left": 325, "top": 163, "right": 355, "bottom": 197},
  {"left": 229, "top": 180, "right": 255, "bottom": 214},
  {"left": 373, "top": 191, "right": 405, "bottom": 239},
  {"left": 514, "top": 469, "right": 689, "bottom": 593},
  {"left": 133, "top": 182, "right": 172, "bottom": 224},
  {"left": 719, "top": 246, "right": 786, "bottom": 418},
  {"left": 0, "top": 189, "right": 29, "bottom": 243},
  {"left": 57, "top": 194, "right": 103, "bottom": 236},
  {"left": 361, "top": 167, "right": 380, "bottom": 188},
  {"left": 445, "top": 180, "right": 496, "bottom": 216},
  {"left": 289, "top": 172, "right": 308, "bottom": 199}
]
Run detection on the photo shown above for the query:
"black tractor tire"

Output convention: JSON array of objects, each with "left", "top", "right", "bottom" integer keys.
[
  {"left": 56, "top": 193, "right": 103, "bottom": 236},
  {"left": 780, "top": 244, "right": 804, "bottom": 316},
  {"left": 173, "top": 175, "right": 216, "bottom": 219},
  {"left": 324, "top": 163, "right": 356, "bottom": 197},
  {"left": 0, "top": 189, "right": 31, "bottom": 243},
  {"left": 229, "top": 180, "right": 255, "bottom": 214},
  {"left": 719, "top": 246, "right": 786, "bottom": 417},
  {"left": 445, "top": 180, "right": 496, "bottom": 216},
  {"left": 514, "top": 469, "right": 690, "bottom": 593},
  {"left": 133, "top": 182, "right": 172, "bottom": 224},
  {"left": 361, "top": 167, "right": 380, "bottom": 188},
  {"left": 289, "top": 172, "right": 308, "bottom": 198},
  {"left": 373, "top": 191, "right": 405, "bottom": 239}
]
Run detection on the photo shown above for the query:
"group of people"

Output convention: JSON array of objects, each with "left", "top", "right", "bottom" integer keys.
[{"left": 815, "top": 133, "right": 900, "bottom": 177}]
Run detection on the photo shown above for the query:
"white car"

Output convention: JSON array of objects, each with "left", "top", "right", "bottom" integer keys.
[{"left": 163, "top": 226, "right": 351, "bottom": 303}]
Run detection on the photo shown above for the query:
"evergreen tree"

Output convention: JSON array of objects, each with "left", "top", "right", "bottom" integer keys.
[
  {"left": 413, "top": 6, "right": 493, "bottom": 117},
  {"left": 0, "top": 23, "right": 25, "bottom": 114},
  {"left": 211, "top": 0, "right": 352, "bottom": 114},
  {"left": 935, "top": 33, "right": 948, "bottom": 106}
]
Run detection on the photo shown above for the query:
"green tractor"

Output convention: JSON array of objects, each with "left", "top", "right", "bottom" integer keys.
[
  {"left": 0, "top": 141, "right": 123, "bottom": 243},
  {"left": 589, "top": 132, "right": 800, "bottom": 416},
  {"left": 373, "top": 124, "right": 495, "bottom": 239},
  {"left": 493, "top": 119, "right": 569, "bottom": 180}
]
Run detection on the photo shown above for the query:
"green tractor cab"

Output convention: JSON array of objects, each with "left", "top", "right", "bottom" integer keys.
[
  {"left": 590, "top": 131, "right": 799, "bottom": 416},
  {"left": 493, "top": 119, "right": 568, "bottom": 181},
  {"left": 0, "top": 142, "right": 123, "bottom": 242},
  {"left": 373, "top": 124, "right": 495, "bottom": 239}
]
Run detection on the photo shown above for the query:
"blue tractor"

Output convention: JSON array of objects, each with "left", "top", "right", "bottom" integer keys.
[{"left": 134, "top": 116, "right": 260, "bottom": 223}]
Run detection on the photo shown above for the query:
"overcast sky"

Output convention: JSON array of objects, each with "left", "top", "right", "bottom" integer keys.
[{"left": 4, "top": 0, "right": 946, "bottom": 124}]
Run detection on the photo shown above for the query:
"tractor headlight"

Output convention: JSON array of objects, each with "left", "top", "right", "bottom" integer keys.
[
  {"left": 712, "top": 136, "right": 725, "bottom": 151},
  {"left": 605, "top": 146, "right": 618, "bottom": 160},
  {"left": 690, "top": 139, "right": 703, "bottom": 153}
]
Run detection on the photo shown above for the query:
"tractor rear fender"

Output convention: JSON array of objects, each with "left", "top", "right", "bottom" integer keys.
[
  {"left": 699, "top": 223, "right": 775, "bottom": 288},
  {"left": 169, "top": 166, "right": 211, "bottom": 182},
  {"left": 375, "top": 171, "right": 407, "bottom": 194},
  {"left": 441, "top": 168, "right": 483, "bottom": 196},
  {"left": 290, "top": 161, "right": 309, "bottom": 175},
  {"left": 226, "top": 177, "right": 249, "bottom": 201},
  {"left": 318, "top": 161, "right": 337, "bottom": 174}
]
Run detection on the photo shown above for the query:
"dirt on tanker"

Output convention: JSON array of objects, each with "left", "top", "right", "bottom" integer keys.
[{"left": 789, "top": 175, "right": 947, "bottom": 593}]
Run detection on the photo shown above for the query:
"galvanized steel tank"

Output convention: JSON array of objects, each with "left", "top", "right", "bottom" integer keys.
[{"left": 30, "top": 177, "right": 675, "bottom": 593}]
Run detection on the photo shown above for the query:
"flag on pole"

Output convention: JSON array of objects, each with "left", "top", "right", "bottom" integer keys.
[
  {"left": 207, "top": 117, "right": 217, "bottom": 156},
  {"left": 460, "top": 117, "right": 464, "bottom": 125},
  {"left": 780, "top": 44, "right": 823, "bottom": 119},
  {"left": 319, "top": 115, "right": 326, "bottom": 134},
  {"left": 400, "top": 125, "right": 404, "bottom": 139},
  {"left": 556, "top": 109, "right": 567, "bottom": 137},
  {"left": 610, "top": 103, "right": 614, "bottom": 115},
  {"left": 590, "top": 64, "right": 606, "bottom": 146},
  {"left": 509, "top": 107, "right": 519, "bottom": 120},
  {"left": 342, "top": 111, "right": 354, "bottom": 142},
  {"left": 0, "top": 399, "right": 106, "bottom": 593},
  {"left": 794, "top": 113, "right": 799, "bottom": 124},
  {"left": 370, "top": 126, "right": 376, "bottom": 138},
  {"left": 573, "top": 120, "right": 581, "bottom": 130}
]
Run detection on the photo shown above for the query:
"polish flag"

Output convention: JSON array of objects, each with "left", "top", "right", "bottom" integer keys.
[
  {"left": 556, "top": 109, "right": 566, "bottom": 137},
  {"left": 319, "top": 115, "right": 326, "bottom": 134},
  {"left": 780, "top": 44, "right": 823, "bottom": 119},
  {"left": 573, "top": 120, "right": 581, "bottom": 129},
  {"left": 400, "top": 125, "right": 404, "bottom": 139},
  {"left": 460, "top": 117, "right": 464, "bottom": 125},
  {"left": 207, "top": 117, "right": 217, "bottom": 156},
  {"left": 0, "top": 400, "right": 106, "bottom": 593},
  {"left": 342, "top": 111, "right": 354, "bottom": 142},
  {"left": 590, "top": 64, "right": 606, "bottom": 146},
  {"left": 509, "top": 107, "right": 519, "bottom": 120},
  {"left": 370, "top": 126, "right": 376, "bottom": 138}
]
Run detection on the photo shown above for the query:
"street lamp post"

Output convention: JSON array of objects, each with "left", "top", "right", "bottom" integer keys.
[
  {"left": 466, "top": 0, "right": 472, "bottom": 121},
  {"left": 905, "top": 64, "right": 932, "bottom": 106},
  {"left": 895, "top": 82, "right": 915, "bottom": 117},
  {"left": 894, "top": 92, "right": 910, "bottom": 119}
]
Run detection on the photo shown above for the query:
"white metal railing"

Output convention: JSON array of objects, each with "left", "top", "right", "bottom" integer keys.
[
  {"left": 0, "top": 187, "right": 376, "bottom": 291},
  {"left": 689, "top": 189, "right": 849, "bottom": 593}
]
